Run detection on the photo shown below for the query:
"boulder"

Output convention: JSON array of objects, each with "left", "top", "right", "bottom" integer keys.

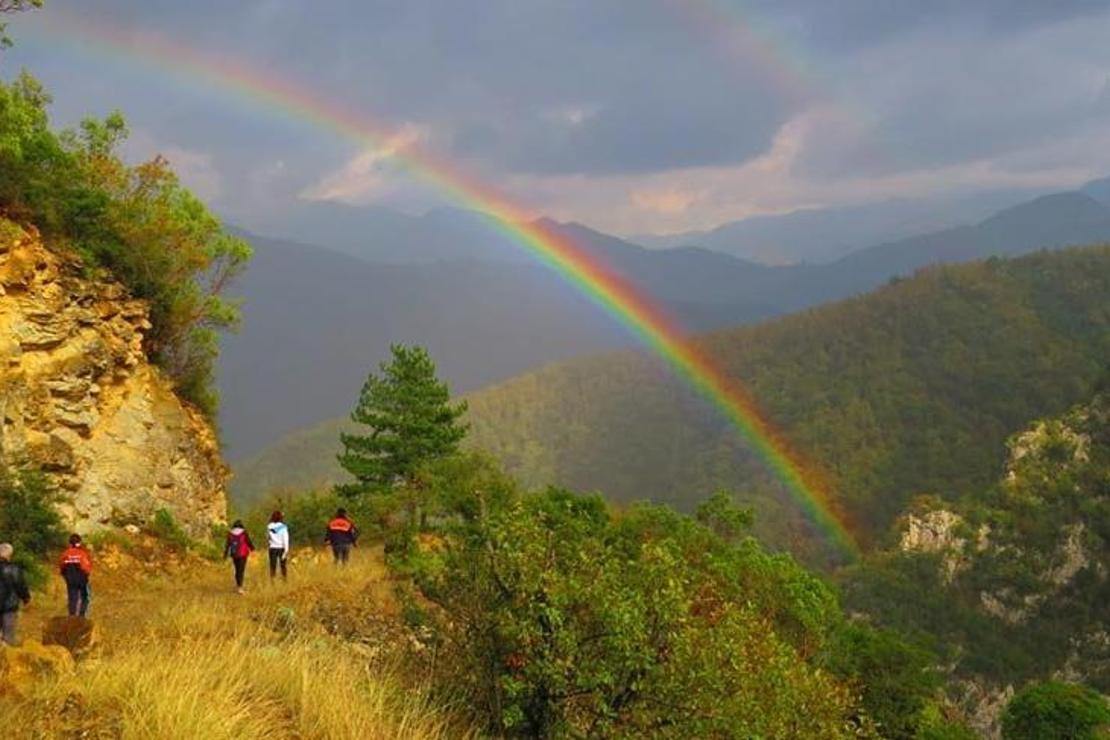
[
  {"left": 0, "top": 640, "right": 75, "bottom": 696},
  {"left": 42, "top": 616, "right": 99, "bottom": 657}
]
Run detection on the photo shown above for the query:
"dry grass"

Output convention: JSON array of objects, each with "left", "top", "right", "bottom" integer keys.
[{"left": 0, "top": 546, "right": 472, "bottom": 739}]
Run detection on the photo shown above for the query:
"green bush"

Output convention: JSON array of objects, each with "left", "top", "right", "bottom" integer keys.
[
  {"left": 914, "top": 704, "right": 978, "bottom": 740},
  {"left": 146, "top": 509, "right": 221, "bottom": 560},
  {"left": 827, "top": 623, "right": 942, "bottom": 739},
  {"left": 0, "top": 465, "right": 66, "bottom": 585},
  {"left": 406, "top": 486, "right": 872, "bottom": 737},
  {"left": 1001, "top": 681, "right": 1110, "bottom": 739}
]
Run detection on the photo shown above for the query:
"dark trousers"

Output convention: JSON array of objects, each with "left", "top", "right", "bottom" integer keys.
[
  {"left": 232, "top": 557, "right": 248, "bottom": 588},
  {"left": 1, "top": 610, "right": 18, "bottom": 645},
  {"left": 332, "top": 543, "right": 351, "bottom": 565},
  {"left": 268, "top": 548, "right": 287, "bottom": 579},
  {"left": 66, "top": 582, "right": 90, "bottom": 617}
]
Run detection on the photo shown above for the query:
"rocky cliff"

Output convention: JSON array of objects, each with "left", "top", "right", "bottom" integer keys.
[
  {"left": 0, "top": 222, "right": 227, "bottom": 535},
  {"left": 848, "top": 388, "right": 1110, "bottom": 737}
]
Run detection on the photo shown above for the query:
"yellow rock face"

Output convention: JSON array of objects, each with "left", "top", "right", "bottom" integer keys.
[{"left": 0, "top": 223, "right": 228, "bottom": 536}]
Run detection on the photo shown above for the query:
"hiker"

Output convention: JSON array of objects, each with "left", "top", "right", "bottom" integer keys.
[
  {"left": 266, "top": 510, "right": 290, "bottom": 580},
  {"left": 224, "top": 520, "right": 255, "bottom": 594},
  {"left": 324, "top": 508, "right": 359, "bottom": 565},
  {"left": 0, "top": 543, "right": 31, "bottom": 645},
  {"left": 59, "top": 534, "right": 92, "bottom": 618}
]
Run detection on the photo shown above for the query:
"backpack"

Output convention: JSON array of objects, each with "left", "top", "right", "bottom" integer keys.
[{"left": 228, "top": 531, "right": 250, "bottom": 559}]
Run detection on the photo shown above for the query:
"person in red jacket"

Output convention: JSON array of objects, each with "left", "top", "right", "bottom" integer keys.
[
  {"left": 324, "top": 508, "right": 359, "bottom": 565},
  {"left": 224, "top": 521, "right": 255, "bottom": 594},
  {"left": 59, "top": 534, "right": 92, "bottom": 617}
]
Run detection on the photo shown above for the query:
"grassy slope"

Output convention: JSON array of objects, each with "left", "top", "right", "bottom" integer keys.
[
  {"left": 2, "top": 541, "right": 469, "bottom": 739},
  {"left": 234, "top": 246, "right": 1110, "bottom": 553}
]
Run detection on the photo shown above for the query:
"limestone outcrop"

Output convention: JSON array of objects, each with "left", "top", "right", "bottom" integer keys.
[{"left": 0, "top": 222, "right": 227, "bottom": 535}]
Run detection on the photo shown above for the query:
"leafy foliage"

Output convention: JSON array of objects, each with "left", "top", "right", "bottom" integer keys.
[
  {"left": 337, "top": 345, "right": 468, "bottom": 510},
  {"left": 0, "top": 71, "right": 250, "bottom": 415},
  {"left": 401, "top": 476, "right": 875, "bottom": 737},
  {"left": 826, "top": 624, "right": 942, "bottom": 739},
  {"left": 1001, "top": 681, "right": 1110, "bottom": 739},
  {"left": 0, "top": 0, "right": 40, "bottom": 49},
  {"left": 0, "top": 464, "right": 66, "bottom": 584}
]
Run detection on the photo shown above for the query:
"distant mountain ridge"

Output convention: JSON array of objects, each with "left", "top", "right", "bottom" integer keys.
[
  {"left": 221, "top": 186, "right": 1110, "bottom": 465},
  {"left": 631, "top": 188, "right": 1047, "bottom": 264}
]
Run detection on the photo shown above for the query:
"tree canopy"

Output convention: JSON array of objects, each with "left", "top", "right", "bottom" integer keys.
[{"left": 337, "top": 344, "right": 468, "bottom": 500}]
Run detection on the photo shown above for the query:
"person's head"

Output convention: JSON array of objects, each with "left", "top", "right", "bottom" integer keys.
[
  {"left": 336, "top": 508, "right": 347, "bottom": 519},
  {"left": 231, "top": 520, "right": 244, "bottom": 529},
  {"left": 69, "top": 533, "right": 82, "bottom": 547},
  {"left": 270, "top": 510, "right": 283, "bottom": 523},
  {"left": 0, "top": 543, "right": 12, "bottom": 561}
]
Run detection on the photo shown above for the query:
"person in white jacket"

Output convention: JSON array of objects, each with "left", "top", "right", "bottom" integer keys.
[{"left": 266, "top": 511, "right": 290, "bottom": 580}]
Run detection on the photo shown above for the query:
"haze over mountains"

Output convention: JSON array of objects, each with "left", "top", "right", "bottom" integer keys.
[
  {"left": 219, "top": 178, "right": 1110, "bottom": 463},
  {"left": 632, "top": 187, "right": 1044, "bottom": 264}
]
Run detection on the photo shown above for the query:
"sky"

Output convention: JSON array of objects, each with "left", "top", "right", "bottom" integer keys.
[{"left": 4, "top": 0, "right": 1110, "bottom": 235}]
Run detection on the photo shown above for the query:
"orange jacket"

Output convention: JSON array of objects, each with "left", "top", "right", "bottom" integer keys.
[
  {"left": 59, "top": 545, "right": 92, "bottom": 577},
  {"left": 325, "top": 517, "right": 359, "bottom": 546}
]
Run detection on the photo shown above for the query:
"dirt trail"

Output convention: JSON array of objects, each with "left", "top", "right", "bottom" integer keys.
[{"left": 19, "top": 543, "right": 395, "bottom": 652}]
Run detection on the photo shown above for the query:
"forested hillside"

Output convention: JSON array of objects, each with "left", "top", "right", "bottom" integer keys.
[
  {"left": 465, "top": 246, "right": 1110, "bottom": 548},
  {"left": 234, "top": 246, "right": 1110, "bottom": 557},
  {"left": 842, "top": 385, "right": 1110, "bottom": 735}
]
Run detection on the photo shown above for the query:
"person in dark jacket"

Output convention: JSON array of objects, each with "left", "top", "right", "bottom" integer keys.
[
  {"left": 0, "top": 543, "right": 31, "bottom": 645},
  {"left": 224, "top": 520, "right": 255, "bottom": 594},
  {"left": 58, "top": 533, "right": 92, "bottom": 618},
  {"left": 324, "top": 508, "right": 359, "bottom": 565}
]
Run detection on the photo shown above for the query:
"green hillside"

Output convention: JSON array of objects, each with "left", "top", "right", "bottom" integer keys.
[
  {"left": 840, "top": 385, "right": 1110, "bottom": 735},
  {"left": 235, "top": 246, "right": 1110, "bottom": 554}
]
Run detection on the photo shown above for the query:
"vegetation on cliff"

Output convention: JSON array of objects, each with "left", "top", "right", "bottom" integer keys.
[
  {"left": 0, "top": 72, "right": 250, "bottom": 415},
  {"left": 842, "top": 383, "right": 1110, "bottom": 734}
]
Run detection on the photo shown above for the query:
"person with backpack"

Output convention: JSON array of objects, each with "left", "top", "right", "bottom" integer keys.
[
  {"left": 324, "top": 508, "right": 359, "bottom": 565},
  {"left": 224, "top": 521, "right": 255, "bottom": 594},
  {"left": 59, "top": 534, "right": 92, "bottom": 618},
  {"left": 266, "top": 511, "right": 290, "bottom": 581},
  {"left": 0, "top": 543, "right": 31, "bottom": 645}
]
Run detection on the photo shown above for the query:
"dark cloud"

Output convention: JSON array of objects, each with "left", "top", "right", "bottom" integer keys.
[
  {"left": 4, "top": 0, "right": 1108, "bottom": 226},
  {"left": 755, "top": 0, "right": 1110, "bottom": 50}
]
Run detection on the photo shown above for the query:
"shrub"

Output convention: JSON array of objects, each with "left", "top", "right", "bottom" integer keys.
[
  {"left": 407, "top": 486, "right": 871, "bottom": 737},
  {"left": 826, "top": 624, "right": 942, "bottom": 739},
  {"left": 0, "top": 464, "right": 66, "bottom": 584},
  {"left": 1001, "top": 681, "right": 1110, "bottom": 739}
]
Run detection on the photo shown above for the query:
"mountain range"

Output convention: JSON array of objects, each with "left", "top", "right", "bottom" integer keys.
[{"left": 220, "top": 180, "right": 1110, "bottom": 463}]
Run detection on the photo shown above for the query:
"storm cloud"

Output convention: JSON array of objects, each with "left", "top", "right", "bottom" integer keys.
[{"left": 6, "top": 0, "right": 1110, "bottom": 233}]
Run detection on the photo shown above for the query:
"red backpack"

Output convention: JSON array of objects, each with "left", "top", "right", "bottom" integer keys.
[{"left": 228, "top": 530, "right": 250, "bottom": 558}]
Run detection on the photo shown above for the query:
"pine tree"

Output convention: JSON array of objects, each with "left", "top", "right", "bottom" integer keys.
[{"left": 337, "top": 344, "right": 468, "bottom": 501}]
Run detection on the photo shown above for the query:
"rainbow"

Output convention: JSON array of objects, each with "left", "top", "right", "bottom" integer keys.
[
  {"left": 664, "top": 0, "right": 816, "bottom": 103},
  {"left": 25, "top": 13, "right": 859, "bottom": 557}
]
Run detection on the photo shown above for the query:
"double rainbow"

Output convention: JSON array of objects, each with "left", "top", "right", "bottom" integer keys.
[{"left": 29, "top": 15, "right": 859, "bottom": 557}]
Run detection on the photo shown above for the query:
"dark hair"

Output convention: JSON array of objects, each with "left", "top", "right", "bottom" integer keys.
[
  {"left": 336, "top": 508, "right": 347, "bottom": 518},
  {"left": 231, "top": 520, "right": 244, "bottom": 529},
  {"left": 69, "top": 533, "right": 82, "bottom": 546},
  {"left": 270, "top": 510, "right": 283, "bottom": 523}
]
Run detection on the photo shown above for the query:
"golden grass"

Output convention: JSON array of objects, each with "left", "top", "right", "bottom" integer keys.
[{"left": 0, "top": 547, "right": 472, "bottom": 739}]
